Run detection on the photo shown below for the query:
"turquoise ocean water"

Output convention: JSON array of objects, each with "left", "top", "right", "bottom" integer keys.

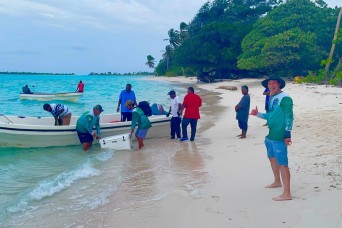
[{"left": 0, "top": 74, "right": 203, "bottom": 227}]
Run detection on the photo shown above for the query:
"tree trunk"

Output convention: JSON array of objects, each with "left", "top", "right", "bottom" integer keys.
[{"left": 323, "top": 7, "right": 342, "bottom": 83}]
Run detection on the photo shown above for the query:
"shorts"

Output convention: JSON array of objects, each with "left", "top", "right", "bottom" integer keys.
[
  {"left": 136, "top": 128, "right": 149, "bottom": 139},
  {"left": 238, "top": 120, "right": 248, "bottom": 130},
  {"left": 77, "top": 131, "right": 94, "bottom": 144},
  {"left": 264, "top": 137, "right": 288, "bottom": 166}
]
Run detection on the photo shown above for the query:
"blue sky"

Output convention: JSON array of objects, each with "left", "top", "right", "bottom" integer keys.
[{"left": 0, "top": 0, "right": 341, "bottom": 75}]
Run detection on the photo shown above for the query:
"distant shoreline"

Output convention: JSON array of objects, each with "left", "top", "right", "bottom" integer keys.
[
  {"left": 0, "top": 72, "right": 75, "bottom": 75},
  {"left": 0, "top": 72, "right": 155, "bottom": 76}
]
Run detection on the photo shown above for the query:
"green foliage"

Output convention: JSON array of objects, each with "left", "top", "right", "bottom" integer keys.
[
  {"left": 297, "top": 70, "right": 325, "bottom": 83},
  {"left": 329, "top": 71, "right": 342, "bottom": 85},
  {"left": 297, "top": 69, "right": 342, "bottom": 85},
  {"left": 145, "top": 55, "right": 155, "bottom": 68},
  {"left": 172, "top": 0, "right": 276, "bottom": 78},
  {"left": 238, "top": 0, "right": 340, "bottom": 77},
  {"left": 155, "top": 59, "right": 167, "bottom": 76}
]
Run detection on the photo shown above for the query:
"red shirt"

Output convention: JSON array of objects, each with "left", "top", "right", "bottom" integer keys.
[
  {"left": 182, "top": 93, "right": 202, "bottom": 119},
  {"left": 77, "top": 82, "right": 84, "bottom": 92}
]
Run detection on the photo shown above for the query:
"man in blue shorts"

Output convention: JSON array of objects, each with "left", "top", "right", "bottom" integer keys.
[
  {"left": 116, "top": 83, "right": 136, "bottom": 122},
  {"left": 250, "top": 76, "right": 293, "bottom": 201}
]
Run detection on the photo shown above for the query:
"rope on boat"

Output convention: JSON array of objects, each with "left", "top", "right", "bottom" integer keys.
[{"left": 0, "top": 114, "right": 14, "bottom": 123}]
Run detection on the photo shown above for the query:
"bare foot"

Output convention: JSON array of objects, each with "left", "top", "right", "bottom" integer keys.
[
  {"left": 265, "top": 182, "right": 282, "bottom": 188},
  {"left": 272, "top": 194, "right": 292, "bottom": 201}
]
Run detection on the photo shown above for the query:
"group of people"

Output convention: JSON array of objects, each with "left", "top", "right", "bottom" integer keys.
[
  {"left": 234, "top": 76, "right": 294, "bottom": 201},
  {"left": 41, "top": 82, "right": 202, "bottom": 152},
  {"left": 40, "top": 77, "right": 292, "bottom": 201}
]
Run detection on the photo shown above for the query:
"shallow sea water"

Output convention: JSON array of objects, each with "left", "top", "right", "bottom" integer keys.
[{"left": 0, "top": 74, "right": 211, "bottom": 227}]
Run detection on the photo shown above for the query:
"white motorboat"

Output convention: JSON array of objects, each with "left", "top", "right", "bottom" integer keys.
[
  {"left": 19, "top": 92, "right": 83, "bottom": 102},
  {"left": 0, "top": 114, "right": 171, "bottom": 148}
]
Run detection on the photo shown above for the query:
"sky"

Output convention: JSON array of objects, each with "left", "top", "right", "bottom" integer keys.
[{"left": 0, "top": 0, "right": 341, "bottom": 75}]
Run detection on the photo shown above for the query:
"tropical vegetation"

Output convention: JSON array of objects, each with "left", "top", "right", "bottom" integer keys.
[{"left": 153, "top": 0, "right": 342, "bottom": 85}]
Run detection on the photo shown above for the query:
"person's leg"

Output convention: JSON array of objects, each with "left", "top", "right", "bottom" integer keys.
[
  {"left": 175, "top": 117, "right": 181, "bottom": 138},
  {"left": 126, "top": 112, "right": 133, "bottom": 121},
  {"left": 62, "top": 113, "right": 71, "bottom": 125},
  {"left": 181, "top": 118, "right": 190, "bottom": 140},
  {"left": 237, "top": 120, "right": 243, "bottom": 137},
  {"left": 189, "top": 119, "right": 198, "bottom": 141},
  {"left": 121, "top": 112, "right": 126, "bottom": 122},
  {"left": 239, "top": 121, "right": 247, "bottom": 139},
  {"left": 272, "top": 141, "right": 292, "bottom": 200},
  {"left": 136, "top": 136, "right": 144, "bottom": 149},
  {"left": 82, "top": 142, "right": 92, "bottom": 151},
  {"left": 170, "top": 117, "right": 176, "bottom": 139},
  {"left": 265, "top": 138, "right": 282, "bottom": 188},
  {"left": 272, "top": 166, "right": 292, "bottom": 201},
  {"left": 266, "top": 158, "right": 282, "bottom": 188}
]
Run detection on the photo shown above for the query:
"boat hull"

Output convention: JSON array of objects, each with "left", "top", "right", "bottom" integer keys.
[
  {"left": 19, "top": 92, "right": 83, "bottom": 102},
  {"left": 0, "top": 114, "right": 171, "bottom": 148}
]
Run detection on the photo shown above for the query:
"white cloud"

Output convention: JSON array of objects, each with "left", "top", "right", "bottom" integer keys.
[{"left": 0, "top": 0, "right": 340, "bottom": 74}]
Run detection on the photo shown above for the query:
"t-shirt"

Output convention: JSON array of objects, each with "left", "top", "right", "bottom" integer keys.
[
  {"left": 170, "top": 96, "right": 181, "bottom": 117},
  {"left": 131, "top": 108, "right": 152, "bottom": 130},
  {"left": 77, "top": 83, "right": 84, "bottom": 92},
  {"left": 182, "top": 93, "right": 202, "bottom": 119},
  {"left": 76, "top": 110, "right": 101, "bottom": 136},
  {"left": 236, "top": 94, "right": 250, "bottom": 122},
  {"left": 257, "top": 92, "right": 293, "bottom": 141},
  {"left": 50, "top": 103, "right": 71, "bottom": 118},
  {"left": 119, "top": 90, "right": 136, "bottom": 112}
]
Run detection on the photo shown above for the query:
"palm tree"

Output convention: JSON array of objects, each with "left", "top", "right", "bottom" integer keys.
[
  {"left": 324, "top": 7, "right": 342, "bottom": 82},
  {"left": 162, "top": 45, "right": 173, "bottom": 71},
  {"left": 179, "top": 22, "right": 188, "bottom": 43},
  {"left": 145, "top": 55, "right": 155, "bottom": 68},
  {"left": 168, "top": 29, "right": 181, "bottom": 49}
]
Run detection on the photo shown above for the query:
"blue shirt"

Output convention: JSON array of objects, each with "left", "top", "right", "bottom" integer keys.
[{"left": 119, "top": 90, "right": 136, "bottom": 112}]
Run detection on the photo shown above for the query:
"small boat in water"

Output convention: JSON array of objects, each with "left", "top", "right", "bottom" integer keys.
[
  {"left": 0, "top": 113, "right": 171, "bottom": 148},
  {"left": 19, "top": 92, "right": 83, "bottom": 102}
]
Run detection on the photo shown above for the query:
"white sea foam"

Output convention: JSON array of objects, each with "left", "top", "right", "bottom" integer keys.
[{"left": 7, "top": 162, "right": 100, "bottom": 213}]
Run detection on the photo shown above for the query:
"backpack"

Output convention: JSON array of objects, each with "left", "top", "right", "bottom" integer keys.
[{"left": 138, "top": 101, "right": 152, "bottom": 116}]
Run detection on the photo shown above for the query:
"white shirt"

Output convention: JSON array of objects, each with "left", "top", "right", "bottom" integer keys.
[
  {"left": 170, "top": 96, "right": 181, "bottom": 117},
  {"left": 50, "top": 103, "right": 71, "bottom": 117}
]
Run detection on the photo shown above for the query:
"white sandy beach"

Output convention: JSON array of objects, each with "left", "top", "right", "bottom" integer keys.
[{"left": 106, "top": 76, "right": 340, "bottom": 228}]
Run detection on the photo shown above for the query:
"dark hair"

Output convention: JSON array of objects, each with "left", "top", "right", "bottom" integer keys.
[
  {"left": 188, "top": 87, "right": 194, "bottom": 92},
  {"left": 138, "top": 101, "right": 152, "bottom": 116},
  {"left": 43, "top": 103, "right": 50, "bottom": 111},
  {"left": 242, "top": 85, "right": 249, "bottom": 91}
]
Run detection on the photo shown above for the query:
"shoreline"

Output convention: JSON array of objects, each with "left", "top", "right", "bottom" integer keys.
[{"left": 114, "top": 76, "right": 342, "bottom": 227}]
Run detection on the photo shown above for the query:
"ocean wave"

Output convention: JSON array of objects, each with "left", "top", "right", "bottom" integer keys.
[{"left": 7, "top": 161, "right": 101, "bottom": 213}]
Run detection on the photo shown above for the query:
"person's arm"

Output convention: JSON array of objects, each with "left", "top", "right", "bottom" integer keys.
[
  {"left": 250, "top": 106, "right": 268, "bottom": 120},
  {"left": 167, "top": 106, "right": 171, "bottom": 117},
  {"left": 117, "top": 99, "right": 121, "bottom": 112},
  {"left": 236, "top": 95, "right": 249, "bottom": 112},
  {"left": 281, "top": 97, "right": 293, "bottom": 145},
  {"left": 130, "top": 111, "right": 139, "bottom": 135},
  {"left": 133, "top": 92, "right": 137, "bottom": 106},
  {"left": 95, "top": 116, "right": 101, "bottom": 138}
]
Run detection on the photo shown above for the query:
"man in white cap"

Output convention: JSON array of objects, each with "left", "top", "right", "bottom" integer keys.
[
  {"left": 250, "top": 76, "right": 293, "bottom": 201},
  {"left": 166, "top": 90, "right": 181, "bottom": 139}
]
